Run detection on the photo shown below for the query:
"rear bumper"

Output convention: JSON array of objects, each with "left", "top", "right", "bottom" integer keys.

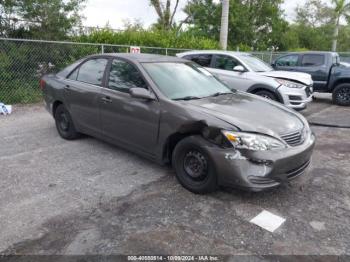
[
  {"left": 278, "top": 85, "right": 313, "bottom": 110},
  {"left": 203, "top": 133, "right": 316, "bottom": 191},
  {"left": 44, "top": 99, "right": 52, "bottom": 115}
]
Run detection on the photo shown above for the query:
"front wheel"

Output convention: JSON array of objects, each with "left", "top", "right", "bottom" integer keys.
[
  {"left": 254, "top": 90, "right": 278, "bottom": 101},
  {"left": 172, "top": 136, "right": 218, "bottom": 194},
  {"left": 333, "top": 84, "right": 350, "bottom": 106}
]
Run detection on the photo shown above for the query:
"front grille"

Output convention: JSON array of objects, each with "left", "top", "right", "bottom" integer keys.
[
  {"left": 287, "top": 160, "right": 310, "bottom": 179},
  {"left": 289, "top": 95, "right": 302, "bottom": 101},
  {"left": 281, "top": 130, "right": 304, "bottom": 146}
]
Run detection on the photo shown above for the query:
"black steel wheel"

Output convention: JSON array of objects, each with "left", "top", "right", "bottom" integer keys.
[
  {"left": 183, "top": 150, "right": 208, "bottom": 182},
  {"left": 54, "top": 104, "right": 80, "bottom": 140},
  {"left": 172, "top": 136, "right": 217, "bottom": 194},
  {"left": 333, "top": 84, "right": 350, "bottom": 106}
]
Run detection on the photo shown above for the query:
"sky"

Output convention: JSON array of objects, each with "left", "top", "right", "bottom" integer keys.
[{"left": 82, "top": 0, "right": 307, "bottom": 30}]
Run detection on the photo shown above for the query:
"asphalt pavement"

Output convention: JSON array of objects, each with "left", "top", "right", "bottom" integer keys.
[{"left": 0, "top": 93, "right": 349, "bottom": 256}]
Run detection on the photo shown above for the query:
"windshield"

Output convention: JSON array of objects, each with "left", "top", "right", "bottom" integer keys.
[
  {"left": 142, "top": 62, "right": 233, "bottom": 100},
  {"left": 237, "top": 54, "right": 273, "bottom": 72}
]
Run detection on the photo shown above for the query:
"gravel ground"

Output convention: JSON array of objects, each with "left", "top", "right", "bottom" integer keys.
[{"left": 0, "top": 93, "right": 349, "bottom": 256}]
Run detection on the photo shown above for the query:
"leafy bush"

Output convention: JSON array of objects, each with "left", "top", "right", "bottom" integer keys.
[
  {"left": 0, "top": 79, "right": 43, "bottom": 104},
  {"left": 76, "top": 29, "right": 220, "bottom": 50}
]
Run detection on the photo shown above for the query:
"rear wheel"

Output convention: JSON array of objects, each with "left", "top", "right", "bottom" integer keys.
[
  {"left": 254, "top": 90, "right": 278, "bottom": 101},
  {"left": 54, "top": 104, "right": 80, "bottom": 140},
  {"left": 333, "top": 84, "right": 350, "bottom": 106},
  {"left": 172, "top": 136, "right": 218, "bottom": 194}
]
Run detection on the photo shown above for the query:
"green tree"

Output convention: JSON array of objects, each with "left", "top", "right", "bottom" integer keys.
[
  {"left": 0, "top": 0, "right": 19, "bottom": 36},
  {"left": 337, "top": 24, "right": 350, "bottom": 51},
  {"left": 0, "top": 0, "right": 86, "bottom": 39},
  {"left": 290, "top": 0, "right": 343, "bottom": 51},
  {"left": 149, "top": 0, "right": 180, "bottom": 30},
  {"left": 331, "top": 0, "right": 350, "bottom": 51},
  {"left": 184, "top": 0, "right": 287, "bottom": 51},
  {"left": 183, "top": 0, "right": 221, "bottom": 39},
  {"left": 295, "top": 0, "right": 333, "bottom": 27}
]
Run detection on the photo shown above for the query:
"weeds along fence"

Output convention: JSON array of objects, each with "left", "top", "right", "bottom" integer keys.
[
  {"left": 1, "top": 37, "right": 350, "bottom": 104},
  {"left": 0, "top": 38, "right": 190, "bottom": 104}
]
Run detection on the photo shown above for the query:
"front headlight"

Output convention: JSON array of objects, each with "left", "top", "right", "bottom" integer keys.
[
  {"left": 222, "top": 131, "right": 286, "bottom": 151},
  {"left": 276, "top": 79, "right": 305, "bottom": 89},
  {"left": 302, "top": 122, "right": 311, "bottom": 141}
]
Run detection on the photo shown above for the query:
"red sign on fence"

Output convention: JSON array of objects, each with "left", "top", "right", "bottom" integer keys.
[{"left": 130, "top": 46, "right": 141, "bottom": 54}]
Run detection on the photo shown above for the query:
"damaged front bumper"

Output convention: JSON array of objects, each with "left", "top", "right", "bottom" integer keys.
[
  {"left": 204, "top": 133, "right": 316, "bottom": 191},
  {"left": 278, "top": 85, "right": 313, "bottom": 110}
]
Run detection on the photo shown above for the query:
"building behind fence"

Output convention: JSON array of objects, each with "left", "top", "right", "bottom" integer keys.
[{"left": 1, "top": 38, "right": 350, "bottom": 104}]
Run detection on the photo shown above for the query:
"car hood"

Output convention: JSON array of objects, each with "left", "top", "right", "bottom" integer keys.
[
  {"left": 183, "top": 92, "right": 304, "bottom": 137},
  {"left": 258, "top": 71, "right": 313, "bottom": 86}
]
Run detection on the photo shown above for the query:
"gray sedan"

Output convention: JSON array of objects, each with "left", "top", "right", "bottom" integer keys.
[{"left": 41, "top": 54, "right": 315, "bottom": 194}]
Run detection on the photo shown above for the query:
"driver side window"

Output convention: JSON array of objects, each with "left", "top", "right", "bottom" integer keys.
[
  {"left": 108, "top": 59, "right": 147, "bottom": 92},
  {"left": 276, "top": 55, "right": 299, "bottom": 67},
  {"left": 213, "top": 55, "right": 241, "bottom": 71}
]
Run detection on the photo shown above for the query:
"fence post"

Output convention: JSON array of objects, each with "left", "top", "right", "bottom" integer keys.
[
  {"left": 101, "top": 44, "right": 104, "bottom": 54},
  {"left": 270, "top": 51, "right": 273, "bottom": 64},
  {"left": 165, "top": 48, "right": 168, "bottom": 56}
]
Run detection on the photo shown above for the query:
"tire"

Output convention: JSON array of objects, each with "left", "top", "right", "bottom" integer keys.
[
  {"left": 254, "top": 90, "right": 278, "bottom": 101},
  {"left": 172, "top": 136, "right": 218, "bottom": 194},
  {"left": 54, "top": 104, "right": 80, "bottom": 140},
  {"left": 332, "top": 84, "right": 350, "bottom": 106}
]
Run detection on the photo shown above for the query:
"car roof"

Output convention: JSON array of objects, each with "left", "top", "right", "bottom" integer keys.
[
  {"left": 177, "top": 50, "right": 248, "bottom": 56},
  {"left": 279, "top": 51, "right": 338, "bottom": 56},
  {"left": 88, "top": 53, "right": 187, "bottom": 63}
]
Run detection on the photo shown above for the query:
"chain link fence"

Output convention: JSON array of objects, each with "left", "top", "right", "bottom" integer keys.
[
  {"left": 0, "top": 38, "right": 190, "bottom": 104},
  {"left": 250, "top": 52, "right": 289, "bottom": 64},
  {"left": 1, "top": 37, "right": 350, "bottom": 104}
]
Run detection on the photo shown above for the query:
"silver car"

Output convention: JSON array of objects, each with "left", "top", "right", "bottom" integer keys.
[{"left": 177, "top": 50, "right": 313, "bottom": 110}]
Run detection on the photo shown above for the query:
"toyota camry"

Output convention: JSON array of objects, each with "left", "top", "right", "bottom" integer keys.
[{"left": 41, "top": 53, "right": 315, "bottom": 194}]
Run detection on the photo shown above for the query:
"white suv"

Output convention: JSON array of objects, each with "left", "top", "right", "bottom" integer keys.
[{"left": 177, "top": 50, "right": 313, "bottom": 110}]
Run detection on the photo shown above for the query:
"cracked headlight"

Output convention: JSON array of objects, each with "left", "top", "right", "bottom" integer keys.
[
  {"left": 276, "top": 79, "right": 305, "bottom": 89},
  {"left": 222, "top": 131, "right": 286, "bottom": 151}
]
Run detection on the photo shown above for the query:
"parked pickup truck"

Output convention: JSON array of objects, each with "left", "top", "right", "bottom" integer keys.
[
  {"left": 272, "top": 51, "right": 350, "bottom": 106},
  {"left": 177, "top": 50, "right": 313, "bottom": 110}
]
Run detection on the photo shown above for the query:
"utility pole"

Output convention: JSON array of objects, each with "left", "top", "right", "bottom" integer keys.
[
  {"left": 332, "top": 15, "right": 340, "bottom": 52},
  {"left": 220, "top": 0, "right": 230, "bottom": 50}
]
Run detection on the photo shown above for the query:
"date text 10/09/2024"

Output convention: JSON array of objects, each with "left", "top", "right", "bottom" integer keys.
[{"left": 127, "top": 256, "right": 220, "bottom": 261}]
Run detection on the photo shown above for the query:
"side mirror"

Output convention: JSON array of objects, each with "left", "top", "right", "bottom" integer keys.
[
  {"left": 130, "top": 88, "right": 156, "bottom": 100},
  {"left": 233, "top": 65, "right": 246, "bottom": 72}
]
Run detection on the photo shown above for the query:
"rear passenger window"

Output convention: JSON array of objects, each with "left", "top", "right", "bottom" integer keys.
[
  {"left": 76, "top": 58, "right": 108, "bottom": 86},
  {"left": 213, "top": 55, "right": 240, "bottom": 71},
  {"left": 276, "top": 55, "right": 299, "bottom": 67},
  {"left": 301, "top": 55, "right": 325, "bottom": 66},
  {"left": 187, "top": 54, "right": 212, "bottom": 67}
]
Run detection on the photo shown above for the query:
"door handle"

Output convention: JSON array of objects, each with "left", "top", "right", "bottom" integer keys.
[
  {"left": 102, "top": 96, "right": 112, "bottom": 103},
  {"left": 64, "top": 85, "right": 70, "bottom": 91}
]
